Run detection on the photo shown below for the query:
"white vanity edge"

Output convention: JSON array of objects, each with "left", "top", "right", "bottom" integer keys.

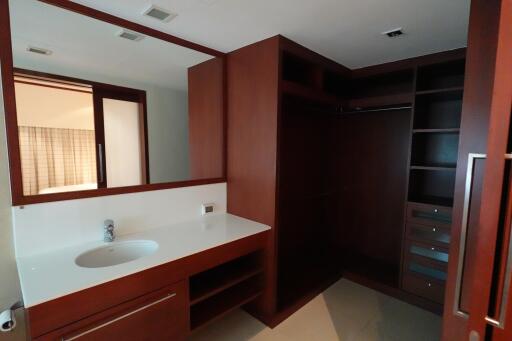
[{"left": 16, "top": 213, "right": 270, "bottom": 308}]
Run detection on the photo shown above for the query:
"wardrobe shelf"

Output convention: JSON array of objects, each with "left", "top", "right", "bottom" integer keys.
[
  {"left": 282, "top": 80, "right": 343, "bottom": 105},
  {"left": 410, "top": 165, "right": 456, "bottom": 171},
  {"left": 415, "top": 87, "right": 464, "bottom": 96},
  {"left": 347, "top": 93, "right": 413, "bottom": 110},
  {"left": 412, "top": 128, "right": 460, "bottom": 134},
  {"left": 190, "top": 268, "right": 263, "bottom": 305}
]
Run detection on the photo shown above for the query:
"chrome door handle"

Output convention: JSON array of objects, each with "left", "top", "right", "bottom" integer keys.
[
  {"left": 98, "top": 143, "right": 104, "bottom": 184},
  {"left": 62, "top": 292, "right": 176, "bottom": 340},
  {"left": 454, "top": 153, "right": 512, "bottom": 329},
  {"left": 453, "top": 153, "right": 486, "bottom": 319},
  {"left": 484, "top": 153, "right": 512, "bottom": 329}
]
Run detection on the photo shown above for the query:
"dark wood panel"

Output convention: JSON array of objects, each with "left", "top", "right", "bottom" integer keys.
[
  {"left": 226, "top": 36, "right": 281, "bottom": 319},
  {"left": 0, "top": 0, "right": 23, "bottom": 203},
  {"left": 441, "top": 0, "right": 503, "bottom": 338},
  {"left": 26, "top": 231, "right": 268, "bottom": 338},
  {"left": 188, "top": 57, "right": 225, "bottom": 179},
  {"left": 335, "top": 109, "right": 411, "bottom": 268}
]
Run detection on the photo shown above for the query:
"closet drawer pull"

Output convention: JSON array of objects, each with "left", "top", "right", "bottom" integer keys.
[{"left": 62, "top": 292, "right": 176, "bottom": 341}]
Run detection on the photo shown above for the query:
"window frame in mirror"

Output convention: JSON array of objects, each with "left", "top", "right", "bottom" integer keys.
[{"left": 0, "top": 0, "right": 227, "bottom": 206}]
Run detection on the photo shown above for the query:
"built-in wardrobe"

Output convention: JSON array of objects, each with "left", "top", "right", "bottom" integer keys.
[{"left": 227, "top": 35, "right": 465, "bottom": 325}]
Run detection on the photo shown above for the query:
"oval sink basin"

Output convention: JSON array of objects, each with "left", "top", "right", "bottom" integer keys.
[{"left": 75, "top": 240, "right": 159, "bottom": 268}]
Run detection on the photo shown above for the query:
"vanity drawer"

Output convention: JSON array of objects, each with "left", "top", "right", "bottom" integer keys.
[
  {"left": 407, "top": 202, "right": 452, "bottom": 228},
  {"left": 37, "top": 281, "right": 188, "bottom": 341},
  {"left": 406, "top": 223, "right": 451, "bottom": 246},
  {"left": 403, "top": 273, "right": 445, "bottom": 304}
]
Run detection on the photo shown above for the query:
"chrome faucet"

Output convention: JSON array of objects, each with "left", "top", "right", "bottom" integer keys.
[{"left": 104, "top": 219, "right": 115, "bottom": 242}]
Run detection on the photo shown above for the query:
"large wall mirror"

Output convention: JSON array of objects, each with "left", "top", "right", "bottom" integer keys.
[{"left": 2, "top": 0, "right": 225, "bottom": 205}]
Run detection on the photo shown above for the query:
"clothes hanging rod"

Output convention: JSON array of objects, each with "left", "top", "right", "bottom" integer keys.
[{"left": 340, "top": 105, "right": 413, "bottom": 114}]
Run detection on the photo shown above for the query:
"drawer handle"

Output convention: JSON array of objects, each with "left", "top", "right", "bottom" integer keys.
[
  {"left": 62, "top": 292, "right": 176, "bottom": 341},
  {"left": 434, "top": 209, "right": 439, "bottom": 213},
  {"left": 432, "top": 227, "right": 437, "bottom": 232},
  {"left": 428, "top": 282, "right": 432, "bottom": 288},
  {"left": 453, "top": 153, "right": 486, "bottom": 319}
]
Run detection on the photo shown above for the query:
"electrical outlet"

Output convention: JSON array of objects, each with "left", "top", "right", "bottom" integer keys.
[{"left": 201, "top": 203, "right": 214, "bottom": 215}]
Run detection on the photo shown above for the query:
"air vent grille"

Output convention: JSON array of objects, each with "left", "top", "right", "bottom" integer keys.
[
  {"left": 143, "top": 5, "right": 177, "bottom": 22},
  {"left": 27, "top": 46, "right": 52, "bottom": 55},
  {"left": 118, "top": 30, "right": 144, "bottom": 41},
  {"left": 382, "top": 28, "right": 404, "bottom": 38}
]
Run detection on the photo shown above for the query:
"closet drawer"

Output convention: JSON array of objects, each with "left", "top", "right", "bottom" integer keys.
[
  {"left": 407, "top": 202, "right": 452, "bottom": 228},
  {"left": 405, "top": 240, "right": 449, "bottom": 264},
  {"left": 404, "top": 253, "right": 448, "bottom": 281},
  {"left": 406, "top": 223, "right": 451, "bottom": 246},
  {"left": 403, "top": 273, "right": 445, "bottom": 304}
]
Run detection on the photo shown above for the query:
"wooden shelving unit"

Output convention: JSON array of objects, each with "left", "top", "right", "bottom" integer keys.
[
  {"left": 401, "top": 58, "right": 465, "bottom": 308},
  {"left": 189, "top": 252, "right": 263, "bottom": 331}
]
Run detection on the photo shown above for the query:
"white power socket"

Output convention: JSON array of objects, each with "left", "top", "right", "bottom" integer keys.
[{"left": 201, "top": 203, "right": 215, "bottom": 215}]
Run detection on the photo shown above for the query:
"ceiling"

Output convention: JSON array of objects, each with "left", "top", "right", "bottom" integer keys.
[
  {"left": 69, "top": 0, "right": 471, "bottom": 69},
  {"left": 9, "top": 0, "right": 212, "bottom": 91}
]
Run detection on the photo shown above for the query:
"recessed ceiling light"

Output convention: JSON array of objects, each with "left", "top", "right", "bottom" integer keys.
[
  {"left": 382, "top": 27, "right": 404, "bottom": 38},
  {"left": 27, "top": 46, "right": 52, "bottom": 55},
  {"left": 143, "top": 5, "right": 178, "bottom": 22},
  {"left": 117, "top": 29, "right": 145, "bottom": 42}
]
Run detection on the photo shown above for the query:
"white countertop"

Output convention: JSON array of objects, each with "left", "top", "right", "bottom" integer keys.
[{"left": 16, "top": 213, "right": 270, "bottom": 308}]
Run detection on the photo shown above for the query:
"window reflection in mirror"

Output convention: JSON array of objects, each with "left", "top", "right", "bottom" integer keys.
[{"left": 9, "top": 0, "right": 224, "bottom": 198}]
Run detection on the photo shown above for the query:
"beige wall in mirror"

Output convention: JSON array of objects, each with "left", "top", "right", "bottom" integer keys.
[{"left": 7, "top": 0, "right": 225, "bottom": 202}]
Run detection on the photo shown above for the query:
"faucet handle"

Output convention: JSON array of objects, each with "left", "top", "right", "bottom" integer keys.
[{"left": 104, "top": 219, "right": 114, "bottom": 231}]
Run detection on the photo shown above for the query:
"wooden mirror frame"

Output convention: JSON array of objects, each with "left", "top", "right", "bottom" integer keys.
[{"left": 0, "top": 0, "right": 227, "bottom": 206}]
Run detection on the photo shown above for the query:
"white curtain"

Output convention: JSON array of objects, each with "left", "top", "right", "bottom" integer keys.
[{"left": 18, "top": 126, "right": 97, "bottom": 195}]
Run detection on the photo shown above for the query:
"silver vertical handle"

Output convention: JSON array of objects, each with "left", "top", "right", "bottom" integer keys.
[
  {"left": 483, "top": 153, "right": 512, "bottom": 329},
  {"left": 453, "top": 153, "right": 486, "bottom": 319},
  {"left": 98, "top": 143, "right": 104, "bottom": 184},
  {"left": 454, "top": 153, "right": 512, "bottom": 329}
]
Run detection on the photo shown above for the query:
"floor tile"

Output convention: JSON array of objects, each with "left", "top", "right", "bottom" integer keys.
[{"left": 189, "top": 279, "right": 442, "bottom": 341}]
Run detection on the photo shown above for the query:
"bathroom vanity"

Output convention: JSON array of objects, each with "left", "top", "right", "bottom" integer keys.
[{"left": 17, "top": 214, "right": 269, "bottom": 340}]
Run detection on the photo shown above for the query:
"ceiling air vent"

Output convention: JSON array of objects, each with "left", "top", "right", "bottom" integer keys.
[
  {"left": 143, "top": 5, "right": 178, "bottom": 22},
  {"left": 27, "top": 46, "right": 52, "bottom": 55},
  {"left": 117, "top": 30, "right": 145, "bottom": 42},
  {"left": 382, "top": 27, "right": 404, "bottom": 38}
]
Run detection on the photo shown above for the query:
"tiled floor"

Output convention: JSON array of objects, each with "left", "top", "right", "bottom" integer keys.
[{"left": 189, "top": 279, "right": 441, "bottom": 341}]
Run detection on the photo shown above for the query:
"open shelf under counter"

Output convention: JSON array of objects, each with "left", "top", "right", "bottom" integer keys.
[
  {"left": 190, "top": 276, "right": 263, "bottom": 331},
  {"left": 189, "top": 251, "right": 263, "bottom": 305}
]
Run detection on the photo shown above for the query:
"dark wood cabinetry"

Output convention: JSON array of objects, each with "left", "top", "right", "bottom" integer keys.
[
  {"left": 227, "top": 35, "right": 466, "bottom": 324},
  {"left": 37, "top": 282, "right": 188, "bottom": 341},
  {"left": 26, "top": 232, "right": 268, "bottom": 340}
]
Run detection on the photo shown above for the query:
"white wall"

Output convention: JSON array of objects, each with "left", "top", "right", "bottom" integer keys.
[
  {"left": 0, "top": 71, "right": 26, "bottom": 341},
  {"left": 13, "top": 183, "right": 226, "bottom": 258},
  {"left": 15, "top": 82, "right": 94, "bottom": 130}
]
